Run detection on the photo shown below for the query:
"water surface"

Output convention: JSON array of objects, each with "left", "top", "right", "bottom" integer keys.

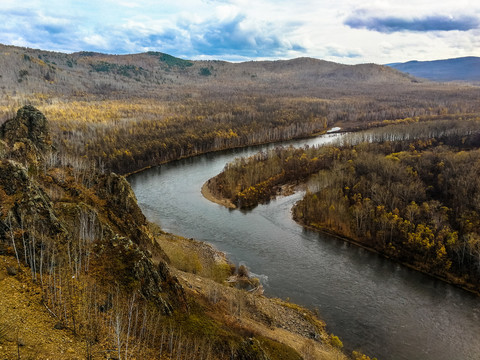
[{"left": 129, "top": 135, "right": 480, "bottom": 360}]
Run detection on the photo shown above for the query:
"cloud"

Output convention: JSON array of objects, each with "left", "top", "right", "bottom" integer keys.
[
  {"left": 38, "top": 24, "right": 68, "bottom": 35},
  {"left": 83, "top": 34, "right": 109, "bottom": 49},
  {"left": 2, "top": 0, "right": 479, "bottom": 64},
  {"left": 117, "top": 12, "right": 307, "bottom": 59},
  {"left": 186, "top": 14, "right": 306, "bottom": 57},
  {"left": 3, "top": 8, "right": 32, "bottom": 17},
  {"left": 325, "top": 45, "right": 362, "bottom": 59},
  {"left": 345, "top": 11, "right": 480, "bottom": 33},
  {"left": 0, "top": 9, "right": 75, "bottom": 51}
]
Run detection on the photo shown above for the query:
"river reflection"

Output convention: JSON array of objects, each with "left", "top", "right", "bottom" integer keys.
[{"left": 129, "top": 135, "right": 480, "bottom": 360}]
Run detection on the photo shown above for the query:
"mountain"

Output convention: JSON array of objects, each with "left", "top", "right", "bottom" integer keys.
[
  {"left": 3, "top": 43, "right": 480, "bottom": 177},
  {"left": 0, "top": 43, "right": 418, "bottom": 99},
  {"left": 386, "top": 57, "right": 480, "bottom": 82}
]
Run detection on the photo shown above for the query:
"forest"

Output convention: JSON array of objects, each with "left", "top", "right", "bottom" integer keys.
[
  {"left": 2, "top": 44, "right": 480, "bottom": 176},
  {"left": 208, "top": 119, "right": 480, "bottom": 291},
  {"left": 1, "top": 44, "right": 479, "bottom": 359}
]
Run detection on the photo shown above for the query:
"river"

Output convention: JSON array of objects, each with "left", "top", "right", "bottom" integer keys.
[{"left": 128, "top": 134, "right": 480, "bottom": 360}]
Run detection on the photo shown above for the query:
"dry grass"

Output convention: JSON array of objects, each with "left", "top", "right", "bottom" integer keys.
[
  {"left": 150, "top": 224, "right": 350, "bottom": 359},
  {"left": 175, "top": 266, "right": 348, "bottom": 360},
  {"left": 151, "top": 225, "right": 233, "bottom": 283},
  {"left": 0, "top": 255, "right": 90, "bottom": 359}
]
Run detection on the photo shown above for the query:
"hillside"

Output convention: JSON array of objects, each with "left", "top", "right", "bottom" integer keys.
[
  {"left": 0, "top": 44, "right": 416, "bottom": 98},
  {"left": 387, "top": 57, "right": 480, "bottom": 82}
]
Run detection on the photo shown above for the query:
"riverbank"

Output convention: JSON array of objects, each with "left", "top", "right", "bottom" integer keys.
[
  {"left": 201, "top": 180, "right": 237, "bottom": 209},
  {"left": 293, "top": 218, "right": 480, "bottom": 298},
  {"left": 124, "top": 130, "right": 332, "bottom": 178},
  {"left": 202, "top": 176, "right": 480, "bottom": 298},
  {"left": 149, "top": 224, "right": 351, "bottom": 360}
]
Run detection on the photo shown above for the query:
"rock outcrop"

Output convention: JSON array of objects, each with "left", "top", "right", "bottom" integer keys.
[
  {"left": 1, "top": 105, "right": 51, "bottom": 151},
  {"left": 0, "top": 105, "right": 52, "bottom": 166},
  {"left": 0, "top": 106, "right": 184, "bottom": 315}
]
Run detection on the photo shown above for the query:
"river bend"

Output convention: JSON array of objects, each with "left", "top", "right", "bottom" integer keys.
[{"left": 129, "top": 135, "right": 480, "bottom": 360}]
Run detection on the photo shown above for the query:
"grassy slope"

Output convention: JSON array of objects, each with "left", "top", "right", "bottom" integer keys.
[
  {"left": 0, "top": 234, "right": 350, "bottom": 360},
  {"left": 0, "top": 256, "right": 88, "bottom": 359}
]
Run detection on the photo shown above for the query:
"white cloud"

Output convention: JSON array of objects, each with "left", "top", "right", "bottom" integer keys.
[
  {"left": 0, "top": 0, "right": 479, "bottom": 63},
  {"left": 83, "top": 34, "right": 109, "bottom": 49}
]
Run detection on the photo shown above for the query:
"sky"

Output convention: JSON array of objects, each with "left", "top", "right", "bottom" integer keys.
[{"left": 1, "top": 0, "right": 479, "bottom": 64}]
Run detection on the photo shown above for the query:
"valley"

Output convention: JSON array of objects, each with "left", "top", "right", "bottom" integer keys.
[{"left": 1, "top": 43, "right": 480, "bottom": 359}]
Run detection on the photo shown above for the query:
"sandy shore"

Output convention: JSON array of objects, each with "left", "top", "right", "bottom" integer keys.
[{"left": 201, "top": 180, "right": 237, "bottom": 209}]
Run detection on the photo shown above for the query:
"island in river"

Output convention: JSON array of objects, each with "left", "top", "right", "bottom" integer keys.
[{"left": 203, "top": 120, "right": 480, "bottom": 296}]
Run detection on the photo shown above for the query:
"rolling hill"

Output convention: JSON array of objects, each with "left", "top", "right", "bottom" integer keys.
[
  {"left": 387, "top": 57, "right": 480, "bottom": 82},
  {"left": 2, "top": 43, "right": 480, "bottom": 176},
  {"left": 0, "top": 43, "right": 418, "bottom": 99}
]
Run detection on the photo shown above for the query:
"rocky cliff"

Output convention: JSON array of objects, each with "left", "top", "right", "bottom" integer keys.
[{"left": 0, "top": 106, "right": 185, "bottom": 315}]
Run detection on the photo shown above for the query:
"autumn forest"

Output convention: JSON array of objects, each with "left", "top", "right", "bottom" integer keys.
[
  {"left": 209, "top": 119, "right": 480, "bottom": 291},
  {"left": 1, "top": 43, "right": 480, "bottom": 359}
]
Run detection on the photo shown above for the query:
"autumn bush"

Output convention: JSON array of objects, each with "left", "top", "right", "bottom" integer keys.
[
  {"left": 237, "top": 264, "right": 249, "bottom": 278},
  {"left": 329, "top": 335, "right": 343, "bottom": 349},
  {"left": 164, "top": 246, "right": 203, "bottom": 274},
  {"left": 352, "top": 350, "right": 378, "bottom": 360}
]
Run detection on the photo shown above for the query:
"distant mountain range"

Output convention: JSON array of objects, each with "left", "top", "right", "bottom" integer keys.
[{"left": 387, "top": 57, "right": 480, "bottom": 82}]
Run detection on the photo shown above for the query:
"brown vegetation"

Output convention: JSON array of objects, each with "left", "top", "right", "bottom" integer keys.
[{"left": 2, "top": 44, "right": 480, "bottom": 177}]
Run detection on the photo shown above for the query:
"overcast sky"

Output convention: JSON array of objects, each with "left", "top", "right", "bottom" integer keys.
[{"left": 1, "top": 0, "right": 479, "bottom": 64}]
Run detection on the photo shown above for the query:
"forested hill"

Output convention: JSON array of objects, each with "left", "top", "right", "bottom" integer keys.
[
  {"left": 387, "top": 57, "right": 480, "bottom": 82},
  {"left": 0, "top": 43, "right": 415, "bottom": 97}
]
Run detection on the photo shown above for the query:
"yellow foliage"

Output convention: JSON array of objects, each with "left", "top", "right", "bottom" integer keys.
[
  {"left": 408, "top": 224, "right": 435, "bottom": 251},
  {"left": 352, "top": 350, "right": 378, "bottom": 360},
  {"left": 329, "top": 335, "right": 343, "bottom": 349}
]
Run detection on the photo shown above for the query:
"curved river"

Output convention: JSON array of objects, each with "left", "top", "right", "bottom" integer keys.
[{"left": 129, "top": 134, "right": 480, "bottom": 360}]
